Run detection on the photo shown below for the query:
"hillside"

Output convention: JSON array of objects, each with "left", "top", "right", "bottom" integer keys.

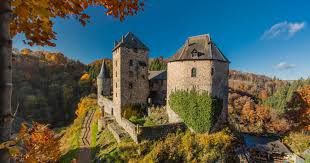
[{"left": 12, "top": 49, "right": 92, "bottom": 129}]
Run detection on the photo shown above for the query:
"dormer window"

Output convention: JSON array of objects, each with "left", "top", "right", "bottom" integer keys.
[
  {"left": 191, "top": 68, "right": 197, "bottom": 77},
  {"left": 191, "top": 49, "right": 198, "bottom": 58}
]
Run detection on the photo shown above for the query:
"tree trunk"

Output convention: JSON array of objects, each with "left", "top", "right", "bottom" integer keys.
[{"left": 0, "top": 0, "right": 12, "bottom": 162}]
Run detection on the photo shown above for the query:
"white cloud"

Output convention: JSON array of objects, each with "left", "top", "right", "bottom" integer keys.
[
  {"left": 261, "top": 21, "right": 306, "bottom": 40},
  {"left": 275, "top": 62, "right": 296, "bottom": 70}
]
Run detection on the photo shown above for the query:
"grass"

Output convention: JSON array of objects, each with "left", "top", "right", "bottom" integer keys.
[{"left": 90, "top": 108, "right": 100, "bottom": 160}]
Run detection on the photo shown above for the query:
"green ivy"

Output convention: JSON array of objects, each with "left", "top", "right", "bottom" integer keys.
[{"left": 169, "top": 89, "right": 223, "bottom": 133}]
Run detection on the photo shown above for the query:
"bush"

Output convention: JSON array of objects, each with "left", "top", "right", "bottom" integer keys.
[
  {"left": 122, "top": 103, "right": 146, "bottom": 119},
  {"left": 129, "top": 116, "right": 145, "bottom": 125},
  {"left": 169, "top": 89, "right": 223, "bottom": 133}
]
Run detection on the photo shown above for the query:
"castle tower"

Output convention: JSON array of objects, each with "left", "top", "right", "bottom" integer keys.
[
  {"left": 112, "top": 32, "right": 149, "bottom": 122},
  {"left": 97, "top": 60, "right": 111, "bottom": 97},
  {"left": 166, "top": 34, "right": 230, "bottom": 131}
]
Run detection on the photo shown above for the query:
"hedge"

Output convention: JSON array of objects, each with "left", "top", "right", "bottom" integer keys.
[{"left": 169, "top": 89, "right": 222, "bottom": 133}]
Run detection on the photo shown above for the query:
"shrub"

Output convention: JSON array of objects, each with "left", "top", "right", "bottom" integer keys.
[
  {"left": 129, "top": 116, "right": 145, "bottom": 125},
  {"left": 122, "top": 103, "right": 146, "bottom": 119},
  {"left": 169, "top": 89, "right": 223, "bottom": 133}
]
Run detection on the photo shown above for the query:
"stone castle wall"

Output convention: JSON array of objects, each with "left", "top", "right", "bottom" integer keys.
[
  {"left": 97, "top": 78, "right": 111, "bottom": 96},
  {"left": 136, "top": 122, "right": 186, "bottom": 142},
  {"left": 113, "top": 47, "right": 149, "bottom": 122},
  {"left": 98, "top": 96, "right": 114, "bottom": 115},
  {"left": 166, "top": 60, "right": 229, "bottom": 128}
]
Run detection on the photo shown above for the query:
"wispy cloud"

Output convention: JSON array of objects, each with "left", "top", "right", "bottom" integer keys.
[
  {"left": 275, "top": 62, "right": 296, "bottom": 70},
  {"left": 261, "top": 21, "right": 306, "bottom": 40}
]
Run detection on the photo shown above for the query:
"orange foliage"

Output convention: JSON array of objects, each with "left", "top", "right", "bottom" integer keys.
[
  {"left": 12, "top": 123, "right": 61, "bottom": 163},
  {"left": 80, "top": 73, "right": 90, "bottom": 80},
  {"left": 241, "top": 101, "right": 255, "bottom": 124},
  {"left": 11, "top": 0, "right": 144, "bottom": 46},
  {"left": 259, "top": 89, "right": 269, "bottom": 100}
]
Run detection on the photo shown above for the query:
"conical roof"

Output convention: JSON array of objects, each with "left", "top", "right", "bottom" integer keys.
[
  {"left": 97, "top": 60, "right": 110, "bottom": 79},
  {"left": 168, "top": 34, "right": 230, "bottom": 63},
  {"left": 112, "top": 32, "right": 149, "bottom": 52}
]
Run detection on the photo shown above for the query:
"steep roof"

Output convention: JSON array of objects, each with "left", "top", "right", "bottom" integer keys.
[
  {"left": 97, "top": 60, "right": 110, "bottom": 79},
  {"left": 168, "top": 34, "right": 230, "bottom": 63},
  {"left": 149, "top": 70, "right": 167, "bottom": 80},
  {"left": 112, "top": 32, "right": 149, "bottom": 52}
]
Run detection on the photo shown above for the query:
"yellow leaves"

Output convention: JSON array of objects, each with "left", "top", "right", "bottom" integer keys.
[
  {"left": 75, "top": 97, "right": 97, "bottom": 117},
  {"left": 11, "top": 0, "right": 144, "bottom": 46},
  {"left": 80, "top": 73, "right": 90, "bottom": 80}
]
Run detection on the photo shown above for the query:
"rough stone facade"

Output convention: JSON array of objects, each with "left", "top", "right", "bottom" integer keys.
[
  {"left": 112, "top": 32, "right": 150, "bottom": 122},
  {"left": 166, "top": 34, "right": 229, "bottom": 131},
  {"left": 149, "top": 70, "right": 167, "bottom": 105}
]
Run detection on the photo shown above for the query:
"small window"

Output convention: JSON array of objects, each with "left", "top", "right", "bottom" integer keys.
[
  {"left": 115, "top": 60, "right": 117, "bottom": 67},
  {"left": 133, "top": 48, "right": 138, "bottom": 53},
  {"left": 211, "top": 68, "right": 214, "bottom": 76},
  {"left": 129, "top": 71, "right": 134, "bottom": 77},
  {"left": 142, "top": 75, "right": 146, "bottom": 79},
  {"left": 115, "top": 93, "right": 117, "bottom": 97},
  {"left": 129, "top": 60, "right": 133, "bottom": 66},
  {"left": 129, "top": 82, "right": 133, "bottom": 89},
  {"left": 191, "top": 49, "right": 198, "bottom": 58},
  {"left": 101, "top": 91, "right": 104, "bottom": 96},
  {"left": 115, "top": 71, "right": 117, "bottom": 77},
  {"left": 191, "top": 68, "right": 197, "bottom": 77},
  {"left": 115, "top": 82, "right": 117, "bottom": 88},
  {"left": 160, "top": 80, "right": 164, "bottom": 86}
]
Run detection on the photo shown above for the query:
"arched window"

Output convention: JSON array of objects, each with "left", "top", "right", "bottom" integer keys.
[{"left": 191, "top": 68, "right": 197, "bottom": 77}]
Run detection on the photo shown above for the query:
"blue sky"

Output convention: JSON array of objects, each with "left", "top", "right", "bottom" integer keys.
[{"left": 13, "top": 0, "right": 310, "bottom": 80}]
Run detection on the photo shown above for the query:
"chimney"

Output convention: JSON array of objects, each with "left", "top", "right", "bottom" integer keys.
[{"left": 114, "top": 41, "right": 118, "bottom": 47}]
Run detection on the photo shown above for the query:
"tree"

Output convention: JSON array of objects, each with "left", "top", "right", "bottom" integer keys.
[{"left": 0, "top": 0, "right": 144, "bottom": 162}]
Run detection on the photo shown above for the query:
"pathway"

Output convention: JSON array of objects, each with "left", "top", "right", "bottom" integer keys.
[{"left": 77, "top": 109, "right": 95, "bottom": 163}]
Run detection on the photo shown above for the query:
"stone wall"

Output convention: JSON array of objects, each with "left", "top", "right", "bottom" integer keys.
[
  {"left": 166, "top": 60, "right": 229, "bottom": 131},
  {"left": 98, "top": 96, "right": 114, "bottom": 115},
  {"left": 113, "top": 47, "right": 149, "bottom": 121},
  {"left": 119, "top": 118, "right": 138, "bottom": 142},
  {"left": 149, "top": 79, "right": 167, "bottom": 105},
  {"left": 136, "top": 122, "right": 186, "bottom": 142}
]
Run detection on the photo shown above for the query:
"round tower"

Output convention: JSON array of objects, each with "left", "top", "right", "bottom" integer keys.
[
  {"left": 97, "top": 60, "right": 111, "bottom": 97},
  {"left": 166, "top": 34, "right": 230, "bottom": 131}
]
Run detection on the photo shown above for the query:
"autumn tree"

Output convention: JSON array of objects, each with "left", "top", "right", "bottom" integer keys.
[
  {"left": 11, "top": 123, "right": 61, "bottom": 162},
  {"left": 0, "top": 0, "right": 144, "bottom": 162}
]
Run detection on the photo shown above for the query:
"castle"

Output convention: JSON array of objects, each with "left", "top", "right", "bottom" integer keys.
[{"left": 97, "top": 32, "right": 229, "bottom": 142}]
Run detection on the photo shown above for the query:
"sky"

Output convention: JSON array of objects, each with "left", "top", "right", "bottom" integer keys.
[{"left": 13, "top": 0, "right": 310, "bottom": 80}]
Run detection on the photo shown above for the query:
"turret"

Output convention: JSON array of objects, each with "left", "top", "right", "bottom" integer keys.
[{"left": 97, "top": 60, "right": 111, "bottom": 97}]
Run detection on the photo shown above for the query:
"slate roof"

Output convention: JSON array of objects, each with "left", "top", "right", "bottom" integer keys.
[
  {"left": 148, "top": 70, "right": 167, "bottom": 80},
  {"left": 97, "top": 60, "right": 110, "bottom": 79},
  {"left": 168, "top": 34, "right": 230, "bottom": 63},
  {"left": 112, "top": 32, "right": 149, "bottom": 52}
]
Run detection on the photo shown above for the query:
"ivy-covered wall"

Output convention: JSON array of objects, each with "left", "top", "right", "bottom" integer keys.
[{"left": 168, "top": 89, "right": 223, "bottom": 133}]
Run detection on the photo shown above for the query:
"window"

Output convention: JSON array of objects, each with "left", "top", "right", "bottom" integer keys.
[
  {"left": 116, "top": 82, "right": 117, "bottom": 88},
  {"left": 129, "top": 82, "right": 133, "bottom": 89},
  {"left": 101, "top": 91, "right": 104, "bottom": 96},
  {"left": 133, "top": 48, "right": 138, "bottom": 53},
  {"left": 129, "top": 71, "right": 134, "bottom": 77},
  {"left": 191, "top": 68, "right": 197, "bottom": 77},
  {"left": 129, "top": 60, "right": 133, "bottom": 66},
  {"left": 115, "top": 60, "right": 117, "bottom": 67},
  {"left": 191, "top": 49, "right": 198, "bottom": 58},
  {"left": 211, "top": 68, "right": 214, "bottom": 76},
  {"left": 141, "top": 75, "right": 146, "bottom": 79},
  {"left": 160, "top": 80, "right": 164, "bottom": 86},
  {"left": 115, "top": 71, "right": 117, "bottom": 77}
]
